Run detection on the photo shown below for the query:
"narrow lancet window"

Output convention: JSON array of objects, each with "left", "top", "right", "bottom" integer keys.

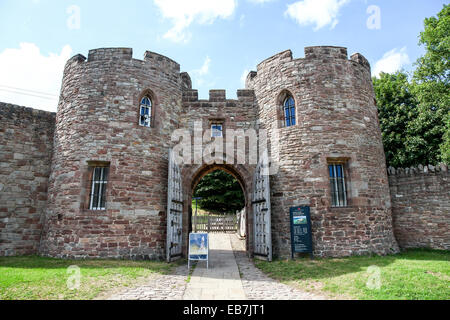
[
  {"left": 89, "top": 167, "right": 109, "bottom": 210},
  {"left": 329, "top": 164, "right": 347, "bottom": 207},
  {"left": 140, "top": 96, "right": 152, "bottom": 127},
  {"left": 284, "top": 96, "right": 296, "bottom": 127}
]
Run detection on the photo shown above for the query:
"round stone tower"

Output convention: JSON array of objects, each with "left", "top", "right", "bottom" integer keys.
[
  {"left": 247, "top": 46, "right": 399, "bottom": 257},
  {"left": 40, "top": 48, "right": 184, "bottom": 259}
]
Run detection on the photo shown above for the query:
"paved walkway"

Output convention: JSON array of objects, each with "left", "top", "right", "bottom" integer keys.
[
  {"left": 183, "top": 233, "right": 246, "bottom": 300},
  {"left": 101, "top": 233, "right": 326, "bottom": 300}
]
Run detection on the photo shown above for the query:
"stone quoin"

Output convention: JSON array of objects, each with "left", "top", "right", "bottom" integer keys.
[{"left": 0, "top": 46, "right": 448, "bottom": 259}]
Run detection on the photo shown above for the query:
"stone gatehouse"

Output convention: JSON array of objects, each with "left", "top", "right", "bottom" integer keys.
[{"left": 0, "top": 46, "right": 448, "bottom": 260}]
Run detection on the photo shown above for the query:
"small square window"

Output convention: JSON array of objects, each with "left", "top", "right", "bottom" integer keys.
[{"left": 211, "top": 124, "right": 223, "bottom": 138}]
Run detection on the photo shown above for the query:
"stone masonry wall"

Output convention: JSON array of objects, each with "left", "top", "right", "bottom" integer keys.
[
  {"left": 0, "top": 103, "right": 55, "bottom": 256},
  {"left": 180, "top": 89, "right": 258, "bottom": 255},
  {"left": 247, "top": 47, "right": 399, "bottom": 258},
  {"left": 388, "top": 164, "right": 449, "bottom": 250},
  {"left": 39, "top": 48, "right": 183, "bottom": 259}
]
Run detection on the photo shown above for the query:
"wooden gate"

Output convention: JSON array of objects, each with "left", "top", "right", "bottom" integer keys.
[
  {"left": 252, "top": 149, "right": 272, "bottom": 261},
  {"left": 194, "top": 215, "right": 238, "bottom": 233},
  {"left": 166, "top": 149, "right": 183, "bottom": 262}
]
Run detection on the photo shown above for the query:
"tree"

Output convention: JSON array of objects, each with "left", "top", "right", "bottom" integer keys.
[
  {"left": 373, "top": 5, "right": 450, "bottom": 167},
  {"left": 411, "top": 4, "right": 450, "bottom": 165},
  {"left": 193, "top": 170, "right": 245, "bottom": 214},
  {"left": 373, "top": 72, "right": 419, "bottom": 168}
]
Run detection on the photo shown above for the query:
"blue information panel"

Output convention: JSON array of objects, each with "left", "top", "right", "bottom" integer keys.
[
  {"left": 188, "top": 233, "right": 209, "bottom": 269},
  {"left": 290, "top": 206, "right": 313, "bottom": 258}
]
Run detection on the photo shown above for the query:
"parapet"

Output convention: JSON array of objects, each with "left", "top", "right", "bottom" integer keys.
[
  {"left": 182, "top": 89, "right": 255, "bottom": 104},
  {"left": 350, "top": 53, "right": 371, "bottom": 72},
  {"left": 250, "top": 46, "right": 372, "bottom": 82},
  {"left": 0, "top": 102, "right": 56, "bottom": 133},
  {"left": 209, "top": 90, "right": 226, "bottom": 102},
  {"left": 0, "top": 102, "right": 56, "bottom": 120},
  {"left": 181, "top": 72, "right": 192, "bottom": 90},
  {"left": 304, "top": 46, "right": 348, "bottom": 60},
  {"left": 88, "top": 48, "right": 133, "bottom": 62},
  {"left": 388, "top": 164, "right": 449, "bottom": 176},
  {"left": 256, "top": 50, "right": 293, "bottom": 71},
  {"left": 144, "top": 51, "right": 181, "bottom": 73},
  {"left": 64, "top": 48, "right": 181, "bottom": 73}
]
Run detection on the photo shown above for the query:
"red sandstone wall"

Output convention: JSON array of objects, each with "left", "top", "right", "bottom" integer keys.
[
  {"left": 389, "top": 164, "right": 449, "bottom": 250},
  {"left": 40, "top": 49, "right": 183, "bottom": 259},
  {"left": 0, "top": 103, "right": 55, "bottom": 256},
  {"left": 247, "top": 46, "right": 399, "bottom": 258},
  {"left": 180, "top": 89, "right": 258, "bottom": 255}
]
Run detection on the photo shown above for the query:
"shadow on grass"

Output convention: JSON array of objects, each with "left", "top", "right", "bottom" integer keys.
[
  {"left": 256, "top": 249, "right": 450, "bottom": 283},
  {"left": 0, "top": 255, "right": 182, "bottom": 274}
]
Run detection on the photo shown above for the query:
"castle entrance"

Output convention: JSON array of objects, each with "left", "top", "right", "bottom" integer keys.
[{"left": 166, "top": 150, "right": 273, "bottom": 263}]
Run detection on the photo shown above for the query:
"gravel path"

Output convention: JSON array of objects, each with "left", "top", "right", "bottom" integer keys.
[
  {"left": 100, "top": 233, "right": 327, "bottom": 300},
  {"left": 101, "top": 264, "right": 189, "bottom": 300},
  {"left": 230, "top": 234, "right": 327, "bottom": 300}
]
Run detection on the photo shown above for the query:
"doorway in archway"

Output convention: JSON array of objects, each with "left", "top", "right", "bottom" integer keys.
[
  {"left": 183, "top": 163, "right": 252, "bottom": 257},
  {"left": 192, "top": 170, "right": 245, "bottom": 234}
]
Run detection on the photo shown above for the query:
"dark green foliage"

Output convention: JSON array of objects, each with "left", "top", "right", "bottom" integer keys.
[
  {"left": 374, "top": 5, "right": 450, "bottom": 167},
  {"left": 411, "top": 4, "right": 450, "bottom": 165},
  {"left": 193, "top": 170, "right": 245, "bottom": 214},
  {"left": 373, "top": 72, "right": 419, "bottom": 168}
]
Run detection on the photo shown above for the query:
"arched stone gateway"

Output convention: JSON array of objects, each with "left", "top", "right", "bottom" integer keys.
[
  {"left": 175, "top": 149, "right": 254, "bottom": 255},
  {"left": 167, "top": 149, "right": 273, "bottom": 262},
  {"left": 181, "top": 160, "right": 254, "bottom": 258}
]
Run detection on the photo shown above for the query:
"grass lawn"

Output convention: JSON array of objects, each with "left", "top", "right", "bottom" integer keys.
[
  {"left": 0, "top": 256, "right": 177, "bottom": 300},
  {"left": 255, "top": 249, "right": 450, "bottom": 300}
]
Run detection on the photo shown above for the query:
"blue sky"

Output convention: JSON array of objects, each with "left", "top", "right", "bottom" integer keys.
[{"left": 0, "top": 0, "right": 447, "bottom": 111}]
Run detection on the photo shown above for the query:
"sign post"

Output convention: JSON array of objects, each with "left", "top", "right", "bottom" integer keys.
[
  {"left": 290, "top": 206, "right": 313, "bottom": 260},
  {"left": 188, "top": 233, "right": 209, "bottom": 270},
  {"left": 193, "top": 197, "right": 202, "bottom": 233}
]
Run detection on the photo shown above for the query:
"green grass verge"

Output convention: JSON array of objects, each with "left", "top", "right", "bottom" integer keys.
[
  {"left": 0, "top": 256, "right": 177, "bottom": 300},
  {"left": 254, "top": 249, "right": 450, "bottom": 300}
]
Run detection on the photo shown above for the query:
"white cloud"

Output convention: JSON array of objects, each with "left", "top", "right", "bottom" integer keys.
[
  {"left": 193, "top": 56, "right": 211, "bottom": 76},
  {"left": 0, "top": 43, "right": 72, "bottom": 112},
  {"left": 372, "top": 47, "right": 410, "bottom": 77},
  {"left": 240, "top": 69, "right": 250, "bottom": 87},
  {"left": 154, "top": 0, "right": 237, "bottom": 43},
  {"left": 247, "top": 0, "right": 277, "bottom": 3},
  {"left": 240, "top": 14, "right": 246, "bottom": 28},
  {"left": 191, "top": 56, "right": 212, "bottom": 86},
  {"left": 285, "top": 0, "right": 350, "bottom": 31}
]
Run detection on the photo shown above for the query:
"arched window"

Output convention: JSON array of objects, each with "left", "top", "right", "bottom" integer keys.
[
  {"left": 283, "top": 96, "right": 296, "bottom": 127},
  {"left": 139, "top": 96, "right": 152, "bottom": 128}
]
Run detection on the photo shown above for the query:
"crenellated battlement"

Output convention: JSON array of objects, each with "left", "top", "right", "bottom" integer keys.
[
  {"left": 64, "top": 48, "right": 181, "bottom": 73},
  {"left": 304, "top": 46, "right": 348, "bottom": 60},
  {"left": 182, "top": 89, "right": 255, "bottom": 105},
  {"left": 247, "top": 46, "right": 372, "bottom": 85},
  {"left": 143, "top": 51, "right": 181, "bottom": 73},
  {"left": 88, "top": 47, "right": 133, "bottom": 62}
]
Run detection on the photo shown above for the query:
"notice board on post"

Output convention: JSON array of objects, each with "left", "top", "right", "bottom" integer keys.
[
  {"left": 290, "top": 206, "right": 313, "bottom": 259},
  {"left": 188, "top": 233, "right": 209, "bottom": 269}
]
